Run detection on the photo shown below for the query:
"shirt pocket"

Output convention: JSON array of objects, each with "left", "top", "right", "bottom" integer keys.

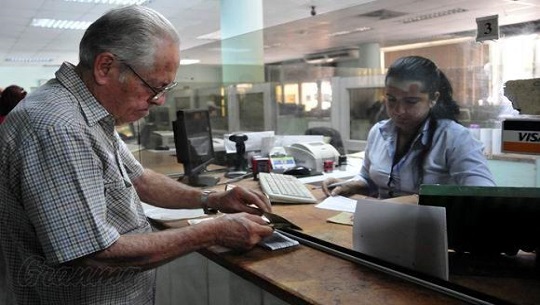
[{"left": 103, "top": 176, "right": 146, "bottom": 234}]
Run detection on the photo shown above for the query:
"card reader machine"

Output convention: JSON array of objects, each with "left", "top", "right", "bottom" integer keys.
[{"left": 285, "top": 141, "right": 340, "bottom": 173}]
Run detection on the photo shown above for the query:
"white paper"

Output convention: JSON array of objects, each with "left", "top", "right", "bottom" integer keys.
[
  {"left": 315, "top": 196, "right": 358, "bottom": 213},
  {"left": 491, "top": 128, "right": 502, "bottom": 155},
  {"left": 480, "top": 128, "right": 492, "bottom": 155},
  {"left": 353, "top": 199, "right": 448, "bottom": 280},
  {"left": 142, "top": 203, "right": 206, "bottom": 221}
]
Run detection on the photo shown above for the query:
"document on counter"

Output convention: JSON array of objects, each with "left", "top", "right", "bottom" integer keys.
[
  {"left": 326, "top": 212, "right": 354, "bottom": 226},
  {"left": 315, "top": 195, "right": 357, "bottom": 213},
  {"left": 142, "top": 202, "right": 206, "bottom": 221},
  {"left": 317, "top": 196, "right": 384, "bottom": 226}
]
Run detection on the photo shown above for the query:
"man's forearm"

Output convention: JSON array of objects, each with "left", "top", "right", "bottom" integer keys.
[
  {"left": 77, "top": 221, "right": 219, "bottom": 271},
  {"left": 134, "top": 169, "right": 202, "bottom": 209}
]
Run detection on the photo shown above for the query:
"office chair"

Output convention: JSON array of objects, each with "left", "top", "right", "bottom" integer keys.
[{"left": 304, "top": 127, "right": 345, "bottom": 155}]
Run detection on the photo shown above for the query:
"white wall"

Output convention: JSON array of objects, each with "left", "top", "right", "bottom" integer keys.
[
  {"left": 0, "top": 66, "right": 59, "bottom": 92},
  {"left": 0, "top": 64, "right": 222, "bottom": 93},
  {"left": 176, "top": 64, "right": 222, "bottom": 84}
]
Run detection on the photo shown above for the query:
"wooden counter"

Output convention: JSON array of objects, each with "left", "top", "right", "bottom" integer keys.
[
  {"left": 487, "top": 153, "right": 540, "bottom": 187},
  {"left": 156, "top": 179, "right": 470, "bottom": 305},
  {"left": 138, "top": 149, "right": 540, "bottom": 305}
]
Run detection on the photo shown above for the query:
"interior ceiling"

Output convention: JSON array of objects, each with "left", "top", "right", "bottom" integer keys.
[{"left": 0, "top": 0, "right": 539, "bottom": 67}]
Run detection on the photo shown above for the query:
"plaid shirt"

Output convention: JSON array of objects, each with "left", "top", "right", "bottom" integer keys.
[{"left": 0, "top": 63, "right": 155, "bottom": 304}]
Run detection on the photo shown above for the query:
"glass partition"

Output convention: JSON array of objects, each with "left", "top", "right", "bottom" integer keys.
[{"left": 133, "top": 11, "right": 540, "bottom": 305}]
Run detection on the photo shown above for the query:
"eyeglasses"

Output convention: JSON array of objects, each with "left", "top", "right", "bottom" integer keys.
[{"left": 123, "top": 63, "right": 178, "bottom": 101}]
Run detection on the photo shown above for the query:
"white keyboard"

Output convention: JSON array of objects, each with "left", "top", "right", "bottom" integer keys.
[{"left": 258, "top": 172, "right": 318, "bottom": 204}]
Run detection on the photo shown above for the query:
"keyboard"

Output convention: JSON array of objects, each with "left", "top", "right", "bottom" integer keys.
[{"left": 258, "top": 172, "right": 318, "bottom": 204}]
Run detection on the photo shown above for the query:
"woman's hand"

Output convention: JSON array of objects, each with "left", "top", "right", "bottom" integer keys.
[{"left": 322, "top": 178, "right": 367, "bottom": 197}]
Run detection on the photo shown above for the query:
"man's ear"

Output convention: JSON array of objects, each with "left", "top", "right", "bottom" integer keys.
[{"left": 93, "top": 52, "right": 116, "bottom": 85}]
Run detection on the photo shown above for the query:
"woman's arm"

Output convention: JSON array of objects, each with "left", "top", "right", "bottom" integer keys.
[{"left": 446, "top": 125, "right": 496, "bottom": 186}]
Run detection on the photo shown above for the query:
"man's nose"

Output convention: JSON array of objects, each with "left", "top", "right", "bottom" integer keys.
[{"left": 150, "top": 95, "right": 166, "bottom": 106}]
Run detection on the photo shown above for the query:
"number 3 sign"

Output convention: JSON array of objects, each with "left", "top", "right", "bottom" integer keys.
[{"left": 476, "top": 15, "right": 499, "bottom": 42}]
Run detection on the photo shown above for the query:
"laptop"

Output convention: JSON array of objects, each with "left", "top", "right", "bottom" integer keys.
[
  {"left": 353, "top": 198, "right": 449, "bottom": 280},
  {"left": 418, "top": 184, "right": 540, "bottom": 255}
]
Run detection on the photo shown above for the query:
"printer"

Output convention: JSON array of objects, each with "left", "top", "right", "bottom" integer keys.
[{"left": 285, "top": 141, "right": 340, "bottom": 173}]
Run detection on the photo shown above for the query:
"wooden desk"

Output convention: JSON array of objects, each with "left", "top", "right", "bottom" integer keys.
[
  {"left": 155, "top": 179, "right": 460, "bottom": 305},
  {"left": 137, "top": 149, "right": 540, "bottom": 305}
]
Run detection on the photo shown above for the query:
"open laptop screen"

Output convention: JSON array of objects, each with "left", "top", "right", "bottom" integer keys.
[{"left": 418, "top": 184, "right": 540, "bottom": 255}]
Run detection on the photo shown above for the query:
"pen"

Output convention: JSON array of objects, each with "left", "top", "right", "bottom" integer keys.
[
  {"left": 327, "top": 181, "right": 349, "bottom": 190},
  {"left": 310, "top": 181, "right": 350, "bottom": 190}
]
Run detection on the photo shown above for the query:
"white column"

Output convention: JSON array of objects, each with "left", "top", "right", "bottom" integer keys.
[
  {"left": 220, "top": 0, "right": 264, "bottom": 83},
  {"left": 357, "top": 43, "right": 381, "bottom": 69}
]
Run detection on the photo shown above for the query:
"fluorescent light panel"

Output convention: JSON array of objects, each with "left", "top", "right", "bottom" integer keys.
[
  {"left": 400, "top": 8, "right": 467, "bottom": 24},
  {"left": 31, "top": 18, "right": 92, "bottom": 30},
  {"left": 33, "top": 0, "right": 150, "bottom": 30},
  {"left": 180, "top": 59, "right": 200, "bottom": 65},
  {"left": 328, "top": 27, "right": 372, "bottom": 37},
  {"left": 5, "top": 57, "right": 200, "bottom": 65},
  {"left": 64, "top": 0, "right": 148, "bottom": 4},
  {"left": 5, "top": 57, "right": 54, "bottom": 63},
  {"left": 381, "top": 37, "right": 473, "bottom": 52},
  {"left": 197, "top": 31, "right": 221, "bottom": 40}
]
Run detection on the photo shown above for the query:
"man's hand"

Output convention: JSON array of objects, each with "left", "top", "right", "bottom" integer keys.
[
  {"left": 211, "top": 212, "right": 274, "bottom": 250},
  {"left": 76, "top": 211, "right": 275, "bottom": 270},
  {"left": 209, "top": 186, "right": 272, "bottom": 215}
]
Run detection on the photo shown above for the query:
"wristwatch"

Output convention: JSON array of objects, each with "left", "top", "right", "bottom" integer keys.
[{"left": 200, "top": 190, "right": 218, "bottom": 214}]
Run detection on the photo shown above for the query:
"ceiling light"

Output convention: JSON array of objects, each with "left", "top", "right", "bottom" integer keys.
[
  {"left": 5, "top": 57, "right": 54, "bottom": 63},
  {"left": 359, "top": 9, "right": 407, "bottom": 20},
  {"left": 197, "top": 31, "right": 221, "bottom": 41},
  {"left": 63, "top": 0, "right": 148, "bottom": 4},
  {"left": 209, "top": 47, "right": 251, "bottom": 53},
  {"left": 381, "top": 37, "right": 474, "bottom": 52},
  {"left": 264, "top": 43, "right": 282, "bottom": 49},
  {"left": 400, "top": 8, "right": 467, "bottom": 24},
  {"left": 328, "top": 27, "right": 372, "bottom": 37},
  {"left": 180, "top": 59, "right": 200, "bottom": 65},
  {"left": 31, "top": 18, "right": 92, "bottom": 30}
]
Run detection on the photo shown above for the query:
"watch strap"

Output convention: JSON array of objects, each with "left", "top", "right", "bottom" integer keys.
[{"left": 201, "top": 190, "right": 218, "bottom": 214}]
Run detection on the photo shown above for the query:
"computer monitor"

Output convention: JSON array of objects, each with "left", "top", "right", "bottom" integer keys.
[
  {"left": 418, "top": 184, "right": 540, "bottom": 255},
  {"left": 148, "top": 106, "right": 171, "bottom": 130},
  {"left": 172, "top": 109, "right": 219, "bottom": 187}
]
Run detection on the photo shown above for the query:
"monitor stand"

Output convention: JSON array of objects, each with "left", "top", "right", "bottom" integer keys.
[{"left": 224, "top": 170, "right": 248, "bottom": 179}]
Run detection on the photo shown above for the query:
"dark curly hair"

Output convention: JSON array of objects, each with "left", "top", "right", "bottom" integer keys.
[{"left": 0, "top": 85, "right": 26, "bottom": 116}]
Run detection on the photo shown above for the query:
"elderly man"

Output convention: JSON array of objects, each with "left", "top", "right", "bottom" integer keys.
[{"left": 0, "top": 5, "right": 272, "bottom": 304}]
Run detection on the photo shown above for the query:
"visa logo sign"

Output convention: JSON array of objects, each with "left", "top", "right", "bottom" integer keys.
[
  {"left": 502, "top": 119, "right": 540, "bottom": 154},
  {"left": 518, "top": 132, "right": 540, "bottom": 142}
]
